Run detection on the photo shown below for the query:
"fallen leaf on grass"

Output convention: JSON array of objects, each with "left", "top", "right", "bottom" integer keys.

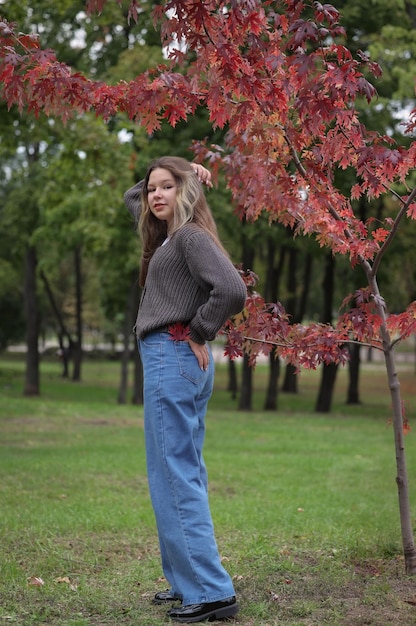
[
  {"left": 27, "top": 576, "right": 44, "bottom": 587},
  {"left": 54, "top": 576, "right": 78, "bottom": 591}
]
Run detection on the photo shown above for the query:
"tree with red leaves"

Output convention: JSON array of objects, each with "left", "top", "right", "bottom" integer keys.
[{"left": 1, "top": 0, "right": 416, "bottom": 572}]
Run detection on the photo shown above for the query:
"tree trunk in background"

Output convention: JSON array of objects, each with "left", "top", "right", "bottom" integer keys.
[
  {"left": 58, "top": 333, "right": 71, "bottom": 379},
  {"left": 72, "top": 246, "right": 83, "bottom": 382},
  {"left": 40, "top": 269, "right": 75, "bottom": 378},
  {"left": 131, "top": 281, "right": 143, "bottom": 405},
  {"left": 23, "top": 246, "right": 40, "bottom": 396},
  {"left": 132, "top": 347, "right": 143, "bottom": 405},
  {"left": 282, "top": 242, "right": 312, "bottom": 393},
  {"left": 238, "top": 353, "right": 252, "bottom": 411},
  {"left": 118, "top": 274, "right": 138, "bottom": 404},
  {"left": 263, "top": 238, "right": 285, "bottom": 410},
  {"left": 264, "top": 348, "right": 280, "bottom": 410},
  {"left": 237, "top": 221, "right": 255, "bottom": 410},
  {"left": 315, "top": 252, "right": 338, "bottom": 412},
  {"left": 283, "top": 362, "right": 298, "bottom": 393},
  {"left": 346, "top": 342, "right": 361, "bottom": 404},
  {"left": 315, "top": 362, "right": 338, "bottom": 413},
  {"left": 227, "top": 356, "right": 238, "bottom": 400},
  {"left": 282, "top": 241, "right": 297, "bottom": 392}
]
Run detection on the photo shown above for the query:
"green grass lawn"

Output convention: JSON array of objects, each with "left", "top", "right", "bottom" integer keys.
[{"left": 1, "top": 354, "right": 416, "bottom": 625}]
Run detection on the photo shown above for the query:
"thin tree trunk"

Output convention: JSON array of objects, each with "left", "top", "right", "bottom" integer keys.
[
  {"left": 118, "top": 275, "right": 137, "bottom": 404},
  {"left": 263, "top": 239, "right": 285, "bottom": 410},
  {"left": 315, "top": 251, "right": 337, "bottom": 412},
  {"left": 23, "top": 246, "right": 40, "bottom": 396},
  {"left": 58, "top": 333, "right": 71, "bottom": 378},
  {"left": 315, "top": 362, "right": 338, "bottom": 412},
  {"left": 383, "top": 329, "right": 416, "bottom": 573},
  {"left": 282, "top": 242, "right": 297, "bottom": 392},
  {"left": 118, "top": 345, "right": 130, "bottom": 405},
  {"left": 365, "top": 265, "right": 416, "bottom": 573},
  {"left": 282, "top": 245, "right": 312, "bottom": 393},
  {"left": 40, "top": 269, "right": 74, "bottom": 378},
  {"left": 72, "top": 247, "right": 83, "bottom": 382},
  {"left": 283, "top": 362, "right": 298, "bottom": 393},
  {"left": 238, "top": 354, "right": 252, "bottom": 411},
  {"left": 130, "top": 280, "right": 143, "bottom": 405},
  {"left": 132, "top": 345, "right": 143, "bottom": 405},
  {"left": 237, "top": 222, "right": 255, "bottom": 409},
  {"left": 346, "top": 342, "right": 361, "bottom": 404},
  {"left": 264, "top": 348, "right": 280, "bottom": 410},
  {"left": 227, "top": 355, "right": 238, "bottom": 400}
]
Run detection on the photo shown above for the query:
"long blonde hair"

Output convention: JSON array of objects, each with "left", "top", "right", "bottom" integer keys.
[{"left": 138, "top": 156, "right": 228, "bottom": 286}]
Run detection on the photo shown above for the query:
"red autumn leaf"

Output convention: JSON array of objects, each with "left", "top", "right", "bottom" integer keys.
[
  {"left": 287, "top": 19, "right": 320, "bottom": 49},
  {"left": 168, "top": 323, "right": 191, "bottom": 342},
  {"left": 223, "top": 342, "right": 243, "bottom": 361},
  {"left": 407, "top": 203, "right": 416, "bottom": 219},
  {"left": 371, "top": 227, "right": 389, "bottom": 243}
]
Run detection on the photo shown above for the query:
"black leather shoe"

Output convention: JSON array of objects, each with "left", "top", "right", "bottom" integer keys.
[
  {"left": 152, "top": 590, "right": 182, "bottom": 605},
  {"left": 168, "top": 596, "right": 238, "bottom": 622}
]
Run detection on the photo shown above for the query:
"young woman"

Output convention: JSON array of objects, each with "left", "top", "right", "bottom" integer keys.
[{"left": 124, "top": 157, "right": 246, "bottom": 623}]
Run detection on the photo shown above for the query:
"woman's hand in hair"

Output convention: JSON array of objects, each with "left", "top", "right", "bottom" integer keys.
[{"left": 191, "top": 163, "right": 213, "bottom": 188}]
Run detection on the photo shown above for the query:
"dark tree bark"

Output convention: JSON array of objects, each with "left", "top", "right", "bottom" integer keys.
[
  {"left": 283, "top": 362, "right": 298, "bottom": 393},
  {"left": 282, "top": 240, "right": 297, "bottom": 392},
  {"left": 237, "top": 221, "right": 255, "bottom": 410},
  {"left": 23, "top": 246, "right": 40, "bottom": 396},
  {"left": 23, "top": 142, "right": 41, "bottom": 396},
  {"left": 263, "top": 238, "right": 285, "bottom": 410},
  {"left": 315, "top": 362, "right": 338, "bottom": 413},
  {"left": 344, "top": 196, "right": 368, "bottom": 403},
  {"left": 40, "top": 269, "right": 75, "bottom": 378},
  {"left": 315, "top": 252, "right": 338, "bottom": 412},
  {"left": 346, "top": 342, "right": 361, "bottom": 404},
  {"left": 58, "top": 335, "right": 71, "bottom": 379},
  {"left": 72, "top": 246, "right": 83, "bottom": 382},
  {"left": 264, "top": 348, "right": 280, "bottom": 410},
  {"left": 238, "top": 353, "right": 252, "bottom": 411},
  {"left": 132, "top": 346, "right": 143, "bottom": 405},
  {"left": 282, "top": 238, "right": 312, "bottom": 393},
  {"left": 227, "top": 355, "right": 238, "bottom": 400},
  {"left": 118, "top": 274, "right": 139, "bottom": 404},
  {"left": 130, "top": 278, "right": 143, "bottom": 405}
]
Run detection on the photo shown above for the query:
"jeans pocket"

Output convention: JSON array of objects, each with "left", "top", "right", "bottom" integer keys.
[{"left": 174, "top": 341, "right": 205, "bottom": 385}]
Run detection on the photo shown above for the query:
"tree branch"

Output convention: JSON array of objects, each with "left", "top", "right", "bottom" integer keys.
[
  {"left": 371, "top": 186, "right": 416, "bottom": 277},
  {"left": 234, "top": 333, "right": 384, "bottom": 353}
]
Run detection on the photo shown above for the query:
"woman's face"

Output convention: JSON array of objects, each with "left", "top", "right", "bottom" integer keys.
[{"left": 147, "top": 168, "right": 177, "bottom": 230}]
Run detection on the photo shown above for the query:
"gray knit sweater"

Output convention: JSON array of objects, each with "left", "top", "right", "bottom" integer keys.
[{"left": 124, "top": 182, "right": 247, "bottom": 344}]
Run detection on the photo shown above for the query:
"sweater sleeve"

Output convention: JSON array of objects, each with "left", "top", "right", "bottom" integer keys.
[
  {"left": 182, "top": 230, "right": 247, "bottom": 343},
  {"left": 124, "top": 180, "right": 144, "bottom": 225}
]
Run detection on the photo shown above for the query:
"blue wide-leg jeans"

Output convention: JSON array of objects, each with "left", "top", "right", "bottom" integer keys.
[{"left": 138, "top": 331, "right": 235, "bottom": 605}]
